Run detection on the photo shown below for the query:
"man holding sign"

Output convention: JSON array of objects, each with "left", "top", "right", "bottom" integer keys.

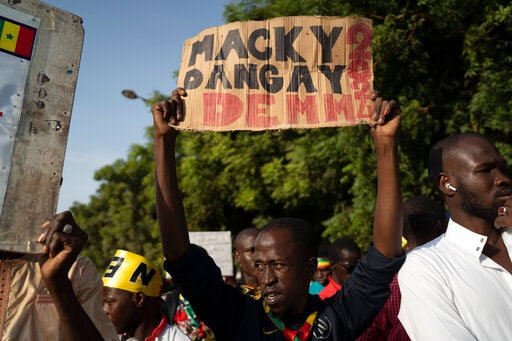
[{"left": 151, "top": 87, "right": 404, "bottom": 340}]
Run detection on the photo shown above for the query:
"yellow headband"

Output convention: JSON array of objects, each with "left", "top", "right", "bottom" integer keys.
[
  {"left": 102, "top": 250, "right": 162, "bottom": 297},
  {"left": 402, "top": 236, "right": 408, "bottom": 249}
]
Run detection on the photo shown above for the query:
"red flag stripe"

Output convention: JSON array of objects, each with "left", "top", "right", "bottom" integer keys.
[{"left": 15, "top": 25, "right": 36, "bottom": 59}]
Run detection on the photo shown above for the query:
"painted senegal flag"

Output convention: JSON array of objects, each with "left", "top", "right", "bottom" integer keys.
[{"left": 0, "top": 16, "right": 37, "bottom": 60}]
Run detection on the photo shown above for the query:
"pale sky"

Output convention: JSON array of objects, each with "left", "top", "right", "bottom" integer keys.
[{"left": 37, "top": 1, "right": 229, "bottom": 211}]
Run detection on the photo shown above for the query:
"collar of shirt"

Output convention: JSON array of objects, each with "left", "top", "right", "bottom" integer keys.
[
  {"left": 444, "top": 219, "right": 488, "bottom": 259},
  {"left": 445, "top": 219, "right": 512, "bottom": 268}
]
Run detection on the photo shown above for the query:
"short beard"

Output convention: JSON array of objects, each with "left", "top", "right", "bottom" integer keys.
[{"left": 458, "top": 182, "right": 498, "bottom": 222}]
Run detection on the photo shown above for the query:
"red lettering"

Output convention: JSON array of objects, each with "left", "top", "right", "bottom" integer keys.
[
  {"left": 246, "top": 94, "right": 278, "bottom": 128},
  {"left": 346, "top": 23, "right": 372, "bottom": 98},
  {"left": 356, "top": 100, "right": 373, "bottom": 120},
  {"left": 285, "top": 95, "right": 319, "bottom": 125},
  {"left": 324, "top": 94, "right": 355, "bottom": 122},
  {"left": 347, "top": 59, "right": 371, "bottom": 96},
  {"left": 203, "top": 93, "right": 243, "bottom": 126}
]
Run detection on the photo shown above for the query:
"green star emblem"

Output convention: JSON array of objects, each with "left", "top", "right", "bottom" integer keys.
[{"left": 6, "top": 33, "right": 14, "bottom": 40}]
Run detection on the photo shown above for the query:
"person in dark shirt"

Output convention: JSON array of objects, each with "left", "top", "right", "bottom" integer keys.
[{"left": 152, "top": 88, "right": 405, "bottom": 340}]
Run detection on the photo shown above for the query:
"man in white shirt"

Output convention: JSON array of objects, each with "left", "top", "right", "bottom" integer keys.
[{"left": 398, "top": 133, "right": 512, "bottom": 340}]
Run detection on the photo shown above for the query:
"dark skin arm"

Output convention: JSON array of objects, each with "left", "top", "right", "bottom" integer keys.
[
  {"left": 152, "top": 88, "right": 190, "bottom": 263},
  {"left": 38, "top": 211, "right": 104, "bottom": 341},
  {"left": 370, "top": 93, "right": 403, "bottom": 258}
]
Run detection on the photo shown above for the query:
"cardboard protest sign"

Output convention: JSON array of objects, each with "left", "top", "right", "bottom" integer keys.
[
  {"left": 0, "top": 0, "right": 83, "bottom": 253},
  {"left": 177, "top": 16, "right": 373, "bottom": 131}
]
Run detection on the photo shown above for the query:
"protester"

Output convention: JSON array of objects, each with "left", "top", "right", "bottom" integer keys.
[
  {"left": 151, "top": 88, "right": 404, "bottom": 340},
  {"left": 233, "top": 227, "right": 261, "bottom": 299},
  {"left": 398, "top": 133, "right": 512, "bottom": 340},
  {"left": 0, "top": 211, "right": 118, "bottom": 340},
  {"left": 318, "top": 237, "right": 361, "bottom": 300},
  {"left": 102, "top": 249, "right": 190, "bottom": 341},
  {"left": 309, "top": 245, "right": 330, "bottom": 295},
  {"left": 357, "top": 195, "right": 448, "bottom": 340}
]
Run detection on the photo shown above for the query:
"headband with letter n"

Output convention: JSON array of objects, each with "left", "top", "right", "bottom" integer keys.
[{"left": 102, "top": 249, "right": 163, "bottom": 297}]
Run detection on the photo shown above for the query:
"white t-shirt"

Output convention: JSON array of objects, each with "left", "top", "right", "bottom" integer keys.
[
  {"left": 120, "top": 323, "right": 190, "bottom": 341},
  {"left": 156, "top": 323, "right": 191, "bottom": 341},
  {"left": 398, "top": 219, "right": 512, "bottom": 340}
]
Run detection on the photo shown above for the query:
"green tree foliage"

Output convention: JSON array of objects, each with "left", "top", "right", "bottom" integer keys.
[{"left": 72, "top": 0, "right": 512, "bottom": 269}]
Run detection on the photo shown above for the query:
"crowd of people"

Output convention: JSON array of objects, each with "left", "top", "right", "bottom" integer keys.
[{"left": 0, "top": 88, "right": 511, "bottom": 340}]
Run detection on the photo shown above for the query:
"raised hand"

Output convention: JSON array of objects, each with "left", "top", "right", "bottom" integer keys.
[
  {"left": 370, "top": 91, "right": 402, "bottom": 138},
  {"left": 38, "top": 211, "right": 88, "bottom": 283},
  {"left": 151, "top": 87, "right": 187, "bottom": 138}
]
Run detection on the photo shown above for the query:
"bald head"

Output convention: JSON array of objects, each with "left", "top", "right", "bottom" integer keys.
[
  {"left": 235, "top": 227, "right": 260, "bottom": 249},
  {"left": 234, "top": 227, "right": 260, "bottom": 284},
  {"left": 427, "top": 133, "right": 512, "bottom": 226},
  {"left": 427, "top": 133, "right": 496, "bottom": 192}
]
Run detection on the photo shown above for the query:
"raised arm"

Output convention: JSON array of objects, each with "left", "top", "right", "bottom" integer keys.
[
  {"left": 370, "top": 94, "right": 403, "bottom": 258},
  {"left": 152, "top": 88, "right": 190, "bottom": 262},
  {"left": 39, "top": 211, "right": 105, "bottom": 341}
]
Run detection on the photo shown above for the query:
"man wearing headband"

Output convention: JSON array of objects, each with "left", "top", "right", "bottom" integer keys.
[
  {"left": 102, "top": 250, "right": 190, "bottom": 341},
  {"left": 319, "top": 237, "right": 362, "bottom": 300},
  {"left": 309, "top": 246, "right": 331, "bottom": 295}
]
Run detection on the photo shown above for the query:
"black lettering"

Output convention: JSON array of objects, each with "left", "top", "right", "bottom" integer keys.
[
  {"left": 205, "top": 65, "right": 233, "bottom": 89},
  {"left": 274, "top": 26, "right": 306, "bottom": 62},
  {"left": 259, "top": 64, "right": 283, "bottom": 93},
  {"left": 103, "top": 256, "right": 123, "bottom": 278},
  {"left": 287, "top": 65, "right": 317, "bottom": 93},
  {"left": 319, "top": 65, "right": 346, "bottom": 93},
  {"left": 215, "top": 29, "right": 248, "bottom": 60},
  {"left": 183, "top": 69, "right": 204, "bottom": 90},
  {"left": 248, "top": 29, "right": 271, "bottom": 60},
  {"left": 234, "top": 64, "right": 259, "bottom": 89},
  {"left": 188, "top": 34, "right": 214, "bottom": 67},
  {"left": 310, "top": 26, "right": 343, "bottom": 63},
  {"left": 130, "top": 263, "right": 156, "bottom": 286}
]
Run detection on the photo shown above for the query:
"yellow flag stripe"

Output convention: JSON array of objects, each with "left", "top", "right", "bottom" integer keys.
[{"left": 0, "top": 20, "right": 20, "bottom": 52}]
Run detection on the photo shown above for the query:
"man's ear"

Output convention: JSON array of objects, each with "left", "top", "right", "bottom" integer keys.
[
  {"left": 440, "top": 174, "right": 457, "bottom": 196},
  {"left": 133, "top": 292, "right": 145, "bottom": 307},
  {"left": 306, "top": 257, "right": 317, "bottom": 276}
]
